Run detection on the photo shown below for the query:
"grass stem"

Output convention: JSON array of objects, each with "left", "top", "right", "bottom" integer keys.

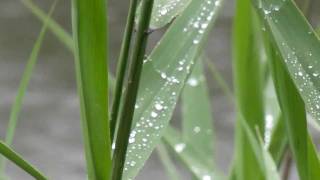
[
  {"left": 110, "top": 0, "right": 139, "bottom": 143},
  {"left": 111, "top": 0, "right": 154, "bottom": 179}
]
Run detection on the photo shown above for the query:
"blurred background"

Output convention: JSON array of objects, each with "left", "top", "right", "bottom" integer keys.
[{"left": 0, "top": 0, "right": 319, "bottom": 179}]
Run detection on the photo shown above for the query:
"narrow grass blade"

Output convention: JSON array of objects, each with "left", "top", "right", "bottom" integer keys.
[
  {"left": 22, "top": 0, "right": 116, "bottom": 92},
  {"left": 267, "top": 115, "right": 288, "bottom": 166},
  {"left": 232, "top": 0, "right": 265, "bottom": 179},
  {"left": 21, "top": 0, "right": 74, "bottom": 52},
  {"left": 111, "top": 0, "right": 154, "bottom": 179},
  {"left": 122, "top": 0, "right": 223, "bottom": 179},
  {"left": 239, "top": 117, "right": 281, "bottom": 180},
  {"left": 205, "top": 59, "right": 233, "bottom": 101},
  {"left": 157, "top": 142, "right": 181, "bottom": 180},
  {"left": 181, "top": 60, "right": 214, "bottom": 168},
  {"left": 110, "top": 0, "right": 139, "bottom": 142},
  {"left": 0, "top": 0, "right": 57, "bottom": 172},
  {"left": 252, "top": 0, "right": 320, "bottom": 125},
  {"left": 136, "top": 0, "right": 191, "bottom": 29},
  {"left": 268, "top": 43, "right": 320, "bottom": 180},
  {"left": 0, "top": 141, "right": 47, "bottom": 180},
  {"left": 72, "top": 0, "right": 111, "bottom": 179}
]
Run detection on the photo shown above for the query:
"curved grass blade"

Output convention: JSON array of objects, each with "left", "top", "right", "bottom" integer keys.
[
  {"left": 0, "top": 0, "right": 57, "bottom": 172},
  {"left": 232, "top": 0, "right": 265, "bottom": 179},
  {"left": 136, "top": 0, "right": 191, "bottom": 29},
  {"left": 122, "top": 0, "right": 223, "bottom": 179},
  {"left": 0, "top": 141, "right": 47, "bottom": 180},
  {"left": 252, "top": 0, "right": 320, "bottom": 126},
  {"left": 157, "top": 142, "right": 181, "bottom": 180},
  {"left": 21, "top": 0, "right": 74, "bottom": 52},
  {"left": 72, "top": 0, "right": 111, "bottom": 179},
  {"left": 268, "top": 43, "right": 320, "bottom": 180},
  {"left": 22, "top": 0, "right": 116, "bottom": 92},
  {"left": 181, "top": 60, "right": 214, "bottom": 168}
]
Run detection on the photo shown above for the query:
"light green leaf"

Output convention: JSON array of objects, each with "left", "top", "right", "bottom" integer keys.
[
  {"left": 182, "top": 59, "right": 214, "bottom": 168},
  {"left": 122, "top": 0, "right": 223, "bottom": 179},
  {"left": 253, "top": 0, "right": 320, "bottom": 125},
  {"left": 163, "top": 127, "right": 217, "bottom": 180},
  {"left": 157, "top": 142, "right": 181, "bottom": 180},
  {"left": 137, "top": 0, "right": 191, "bottom": 29}
]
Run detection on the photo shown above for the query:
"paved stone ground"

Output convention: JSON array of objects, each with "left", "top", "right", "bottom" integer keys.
[{"left": 2, "top": 0, "right": 318, "bottom": 179}]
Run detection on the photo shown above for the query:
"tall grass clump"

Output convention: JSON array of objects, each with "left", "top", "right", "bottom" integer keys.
[{"left": 0, "top": 0, "right": 320, "bottom": 179}]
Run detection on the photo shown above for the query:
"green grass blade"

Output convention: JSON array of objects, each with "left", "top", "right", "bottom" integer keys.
[
  {"left": 72, "top": 0, "right": 111, "bottom": 179},
  {"left": 21, "top": 0, "right": 74, "bottom": 52},
  {"left": 232, "top": 0, "right": 265, "bottom": 179},
  {"left": 163, "top": 127, "right": 218, "bottom": 179},
  {"left": 111, "top": 0, "right": 154, "bottom": 179},
  {"left": 181, "top": 60, "right": 214, "bottom": 168},
  {"left": 205, "top": 59, "right": 233, "bottom": 101},
  {"left": 0, "top": 0, "right": 57, "bottom": 172},
  {"left": 268, "top": 43, "right": 320, "bottom": 180},
  {"left": 267, "top": 115, "right": 288, "bottom": 166},
  {"left": 0, "top": 141, "right": 47, "bottom": 180},
  {"left": 122, "top": 0, "right": 223, "bottom": 179},
  {"left": 22, "top": 0, "right": 116, "bottom": 92},
  {"left": 239, "top": 116, "right": 281, "bottom": 180},
  {"left": 109, "top": 0, "right": 139, "bottom": 142},
  {"left": 136, "top": 0, "right": 191, "bottom": 29},
  {"left": 252, "top": 0, "right": 320, "bottom": 126},
  {"left": 157, "top": 142, "right": 181, "bottom": 180}
]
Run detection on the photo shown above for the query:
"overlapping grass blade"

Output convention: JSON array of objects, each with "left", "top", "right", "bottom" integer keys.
[
  {"left": 268, "top": 43, "right": 320, "bottom": 180},
  {"left": 111, "top": 0, "right": 154, "bottom": 179},
  {"left": 110, "top": 0, "right": 139, "bottom": 141},
  {"left": 163, "top": 127, "right": 217, "bottom": 179},
  {"left": 122, "top": 0, "right": 223, "bottom": 179},
  {"left": 181, "top": 60, "right": 214, "bottom": 168},
  {"left": 136, "top": 0, "right": 191, "bottom": 29},
  {"left": 0, "top": 0, "right": 57, "bottom": 172},
  {"left": 22, "top": 0, "right": 73, "bottom": 51},
  {"left": 72, "top": 0, "right": 111, "bottom": 179},
  {"left": 239, "top": 118, "right": 281, "bottom": 180},
  {"left": 0, "top": 141, "right": 47, "bottom": 180},
  {"left": 252, "top": 0, "right": 320, "bottom": 126},
  {"left": 232, "top": 0, "right": 265, "bottom": 179},
  {"left": 267, "top": 115, "right": 288, "bottom": 166},
  {"left": 22, "top": 0, "right": 116, "bottom": 91},
  {"left": 157, "top": 142, "right": 181, "bottom": 180}
]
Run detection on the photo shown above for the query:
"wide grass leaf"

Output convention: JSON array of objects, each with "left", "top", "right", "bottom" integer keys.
[
  {"left": 252, "top": 0, "right": 320, "bottom": 125},
  {"left": 268, "top": 43, "right": 320, "bottom": 180},
  {"left": 232, "top": 0, "right": 265, "bottom": 179},
  {"left": 122, "top": 0, "right": 223, "bottom": 179},
  {"left": 137, "top": 0, "right": 191, "bottom": 29},
  {"left": 72, "top": 0, "right": 111, "bottom": 179},
  {"left": 163, "top": 127, "right": 217, "bottom": 179},
  {"left": 181, "top": 60, "right": 214, "bottom": 167}
]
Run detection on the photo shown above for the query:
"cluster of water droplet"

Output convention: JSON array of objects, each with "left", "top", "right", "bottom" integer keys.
[
  {"left": 122, "top": 0, "right": 221, "bottom": 179},
  {"left": 153, "top": 0, "right": 190, "bottom": 25}
]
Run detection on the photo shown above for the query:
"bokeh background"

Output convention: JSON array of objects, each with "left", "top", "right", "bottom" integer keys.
[{"left": 0, "top": 0, "right": 319, "bottom": 179}]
